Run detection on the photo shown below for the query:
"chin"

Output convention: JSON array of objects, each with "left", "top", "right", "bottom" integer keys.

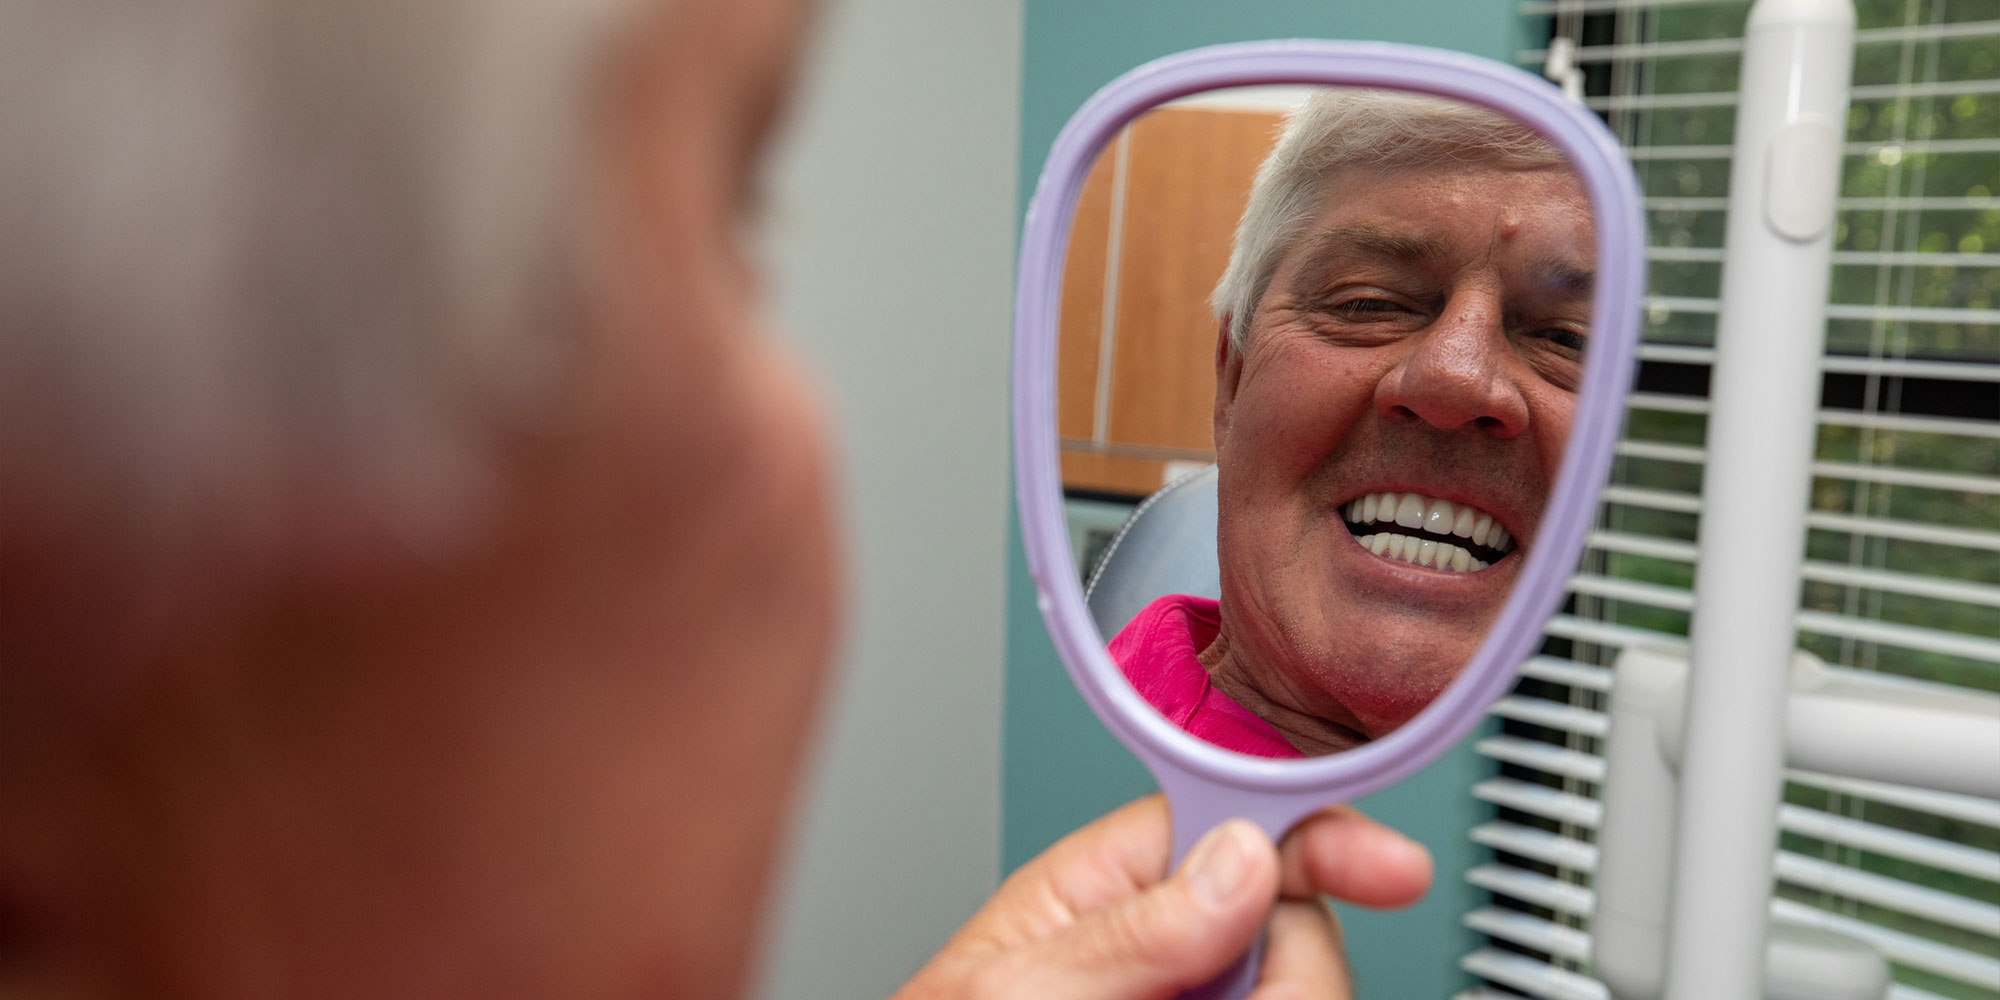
[{"left": 1315, "top": 639, "right": 1479, "bottom": 736}]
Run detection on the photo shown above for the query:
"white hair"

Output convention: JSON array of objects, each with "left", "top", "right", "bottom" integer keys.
[
  {"left": 0, "top": 0, "right": 641, "bottom": 563},
  {"left": 1211, "top": 89, "right": 1567, "bottom": 351}
]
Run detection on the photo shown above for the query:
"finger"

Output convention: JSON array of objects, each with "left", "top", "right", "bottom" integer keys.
[
  {"left": 1248, "top": 900, "right": 1352, "bottom": 1000},
  {"left": 961, "top": 796, "right": 1177, "bottom": 948},
  {"left": 1277, "top": 806, "right": 1433, "bottom": 907},
  {"left": 997, "top": 818, "right": 1280, "bottom": 1000}
]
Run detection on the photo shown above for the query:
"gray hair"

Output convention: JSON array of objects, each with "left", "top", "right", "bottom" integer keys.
[
  {"left": 1210, "top": 89, "right": 1567, "bottom": 351},
  {"left": 0, "top": 0, "right": 640, "bottom": 562}
]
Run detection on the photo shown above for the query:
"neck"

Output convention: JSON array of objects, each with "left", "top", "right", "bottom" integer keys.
[{"left": 1196, "top": 632, "right": 1370, "bottom": 756}]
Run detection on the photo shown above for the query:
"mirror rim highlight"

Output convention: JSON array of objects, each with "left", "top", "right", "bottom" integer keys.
[{"left": 1013, "top": 39, "right": 1647, "bottom": 799}]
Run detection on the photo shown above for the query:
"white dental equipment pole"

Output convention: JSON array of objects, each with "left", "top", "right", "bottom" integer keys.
[{"left": 1662, "top": 0, "right": 1854, "bottom": 998}]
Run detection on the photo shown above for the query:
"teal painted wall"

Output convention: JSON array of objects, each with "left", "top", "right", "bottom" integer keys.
[{"left": 1006, "top": 4, "right": 1531, "bottom": 997}]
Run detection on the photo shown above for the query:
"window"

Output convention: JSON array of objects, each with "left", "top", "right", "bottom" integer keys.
[{"left": 1464, "top": 3, "right": 2000, "bottom": 998}]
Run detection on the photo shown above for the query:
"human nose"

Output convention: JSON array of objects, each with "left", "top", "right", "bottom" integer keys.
[{"left": 1371, "top": 292, "right": 1530, "bottom": 437}]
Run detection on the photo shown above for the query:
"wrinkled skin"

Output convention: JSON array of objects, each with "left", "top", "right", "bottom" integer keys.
[{"left": 1205, "top": 163, "right": 1593, "bottom": 755}]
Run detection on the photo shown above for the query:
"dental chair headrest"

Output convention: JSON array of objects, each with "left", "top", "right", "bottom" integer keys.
[{"left": 1082, "top": 464, "right": 1221, "bottom": 640}]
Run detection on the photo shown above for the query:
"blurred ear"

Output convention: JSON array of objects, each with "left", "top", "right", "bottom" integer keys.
[{"left": 1212, "top": 318, "right": 1243, "bottom": 452}]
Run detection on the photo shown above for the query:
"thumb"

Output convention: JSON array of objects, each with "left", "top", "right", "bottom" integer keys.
[{"left": 1006, "top": 819, "right": 1279, "bottom": 1000}]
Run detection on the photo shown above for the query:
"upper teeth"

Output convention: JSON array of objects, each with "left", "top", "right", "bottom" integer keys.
[{"left": 1341, "top": 491, "right": 1513, "bottom": 573}]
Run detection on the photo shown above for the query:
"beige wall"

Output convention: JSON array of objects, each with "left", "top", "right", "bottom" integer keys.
[{"left": 749, "top": 1, "right": 1021, "bottom": 997}]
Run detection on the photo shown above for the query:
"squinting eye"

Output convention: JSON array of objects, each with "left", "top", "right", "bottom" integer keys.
[
  {"left": 1536, "top": 328, "right": 1587, "bottom": 352},
  {"left": 1333, "top": 298, "right": 1404, "bottom": 317}
]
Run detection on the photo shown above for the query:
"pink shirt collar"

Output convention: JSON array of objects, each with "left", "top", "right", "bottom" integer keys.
[{"left": 1108, "top": 594, "right": 1304, "bottom": 759}]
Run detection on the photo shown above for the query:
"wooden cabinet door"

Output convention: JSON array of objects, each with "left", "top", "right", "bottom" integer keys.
[{"left": 1057, "top": 105, "right": 1282, "bottom": 496}]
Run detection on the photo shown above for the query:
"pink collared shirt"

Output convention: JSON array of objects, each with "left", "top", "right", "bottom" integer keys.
[{"left": 1108, "top": 594, "right": 1303, "bottom": 759}]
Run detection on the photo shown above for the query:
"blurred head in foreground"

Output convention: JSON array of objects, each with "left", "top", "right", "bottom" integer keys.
[{"left": 1, "top": 0, "right": 835, "bottom": 997}]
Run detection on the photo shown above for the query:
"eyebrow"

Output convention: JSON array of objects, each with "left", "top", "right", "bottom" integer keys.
[
  {"left": 1284, "top": 225, "right": 1453, "bottom": 296},
  {"left": 1529, "top": 256, "right": 1595, "bottom": 299}
]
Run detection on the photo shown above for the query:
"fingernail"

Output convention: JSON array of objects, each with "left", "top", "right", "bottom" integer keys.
[{"left": 1186, "top": 820, "right": 1258, "bottom": 907}]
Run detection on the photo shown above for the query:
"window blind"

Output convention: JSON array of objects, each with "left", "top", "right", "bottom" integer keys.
[{"left": 1466, "top": 2, "right": 2000, "bottom": 998}]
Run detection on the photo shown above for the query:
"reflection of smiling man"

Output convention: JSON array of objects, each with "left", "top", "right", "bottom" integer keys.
[{"left": 1113, "top": 91, "right": 1594, "bottom": 757}]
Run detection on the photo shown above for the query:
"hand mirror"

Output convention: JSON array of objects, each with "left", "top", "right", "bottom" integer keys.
[{"left": 1013, "top": 41, "right": 1645, "bottom": 998}]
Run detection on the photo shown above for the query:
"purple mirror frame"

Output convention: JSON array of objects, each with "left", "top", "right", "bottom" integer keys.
[{"left": 1012, "top": 41, "right": 1645, "bottom": 854}]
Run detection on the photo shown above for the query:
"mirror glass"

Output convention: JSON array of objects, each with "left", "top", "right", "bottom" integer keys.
[{"left": 1059, "top": 85, "right": 1596, "bottom": 758}]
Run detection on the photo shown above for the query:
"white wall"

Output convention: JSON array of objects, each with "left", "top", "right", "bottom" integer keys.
[{"left": 748, "top": 1, "right": 1021, "bottom": 997}]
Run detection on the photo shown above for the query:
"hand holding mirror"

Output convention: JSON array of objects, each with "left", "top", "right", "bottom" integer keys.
[{"left": 1014, "top": 41, "right": 1644, "bottom": 998}]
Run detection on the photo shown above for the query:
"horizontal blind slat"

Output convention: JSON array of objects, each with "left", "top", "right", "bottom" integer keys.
[
  {"left": 1519, "top": 0, "right": 1750, "bottom": 16},
  {"left": 1471, "top": 821, "right": 1602, "bottom": 870},
  {"left": 1887, "top": 985, "right": 1959, "bottom": 1000},
  {"left": 1774, "top": 850, "right": 2000, "bottom": 936},
  {"left": 1567, "top": 573, "right": 1696, "bottom": 612},
  {"left": 1468, "top": 864, "right": 1597, "bottom": 915},
  {"left": 1796, "top": 609, "right": 2000, "bottom": 663},
  {"left": 1806, "top": 510, "right": 2000, "bottom": 552},
  {"left": 1597, "top": 487, "right": 2000, "bottom": 552},
  {"left": 1521, "top": 19, "right": 2000, "bottom": 63},
  {"left": 1778, "top": 803, "right": 2000, "bottom": 882},
  {"left": 1477, "top": 735, "right": 1609, "bottom": 782},
  {"left": 1473, "top": 778, "right": 1606, "bottom": 828},
  {"left": 1626, "top": 138, "right": 2000, "bottom": 160},
  {"left": 1634, "top": 345, "right": 2000, "bottom": 383},
  {"left": 1544, "top": 612, "right": 1688, "bottom": 650},
  {"left": 1461, "top": 948, "right": 1609, "bottom": 1000},
  {"left": 1645, "top": 294, "right": 2000, "bottom": 325},
  {"left": 1491, "top": 696, "right": 1612, "bottom": 737},
  {"left": 1589, "top": 77, "right": 2000, "bottom": 111},
  {"left": 1520, "top": 655, "right": 1616, "bottom": 692},
  {"left": 1770, "top": 897, "right": 2000, "bottom": 990},
  {"left": 1648, "top": 247, "right": 2000, "bottom": 269},
  {"left": 1468, "top": 806, "right": 2000, "bottom": 887},
  {"left": 1617, "top": 438, "right": 2000, "bottom": 495},
  {"left": 1465, "top": 907, "right": 1595, "bottom": 963},
  {"left": 1795, "top": 563, "right": 2000, "bottom": 609},
  {"left": 1587, "top": 529, "right": 1700, "bottom": 562},
  {"left": 1789, "top": 771, "right": 2000, "bottom": 828},
  {"left": 1560, "top": 572, "right": 2000, "bottom": 657},
  {"left": 1646, "top": 195, "right": 2000, "bottom": 212}
]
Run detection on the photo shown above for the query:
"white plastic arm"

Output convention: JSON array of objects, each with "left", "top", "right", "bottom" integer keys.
[{"left": 1594, "top": 646, "right": 2000, "bottom": 999}]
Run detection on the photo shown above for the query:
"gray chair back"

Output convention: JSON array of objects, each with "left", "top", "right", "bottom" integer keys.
[{"left": 1082, "top": 465, "right": 1221, "bottom": 639}]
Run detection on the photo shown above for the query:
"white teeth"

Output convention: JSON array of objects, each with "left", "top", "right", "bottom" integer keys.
[
  {"left": 1354, "top": 533, "right": 1489, "bottom": 573},
  {"left": 1394, "top": 494, "right": 1424, "bottom": 529},
  {"left": 1342, "top": 490, "right": 1516, "bottom": 556},
  {"left": 1425, "top": 499, "right": 1454, "bottom": 534}
]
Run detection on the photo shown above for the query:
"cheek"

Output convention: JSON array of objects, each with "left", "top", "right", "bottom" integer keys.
[
  {"left": 1230, "top": 350, "right": 1381, "bottom": 472},
  {"left": 1527, "top": 388, "right": 1578, "bottom": 480}
]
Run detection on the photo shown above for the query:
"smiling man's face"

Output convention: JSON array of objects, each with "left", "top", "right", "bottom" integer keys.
[{"left": 1201, "top": 160, "right": 1593, "bottom": 754}]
